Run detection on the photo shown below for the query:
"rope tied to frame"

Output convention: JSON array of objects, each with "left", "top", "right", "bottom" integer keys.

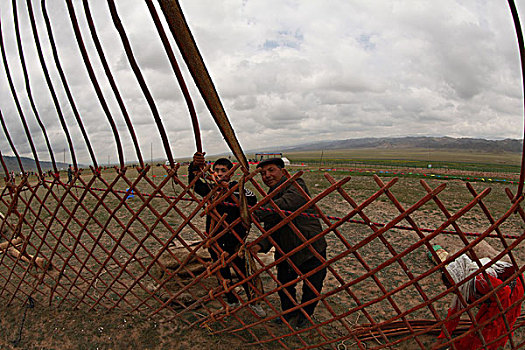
[
  {"left": 239, "top": 244, "right": 264, "bottom": 300},
  {"left": 11, "top": 296, "right": 34, "bottom": 347}
]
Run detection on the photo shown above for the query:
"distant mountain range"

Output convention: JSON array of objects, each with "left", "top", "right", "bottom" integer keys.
[
  {"left": 256, "top": 136, "right": 523, "bottom": 154},
  {"left": 2, "top": 137, "right": 522, "bottom": 172},
  {"left": 1, "top": 156, "right": 68, "bottom": 173}
]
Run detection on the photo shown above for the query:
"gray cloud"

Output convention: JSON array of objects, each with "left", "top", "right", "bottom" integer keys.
[{"left": 1, "top": 0, "right": 524, "bottom": 166}]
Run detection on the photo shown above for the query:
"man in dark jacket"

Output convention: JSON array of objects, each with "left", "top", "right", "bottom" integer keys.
[
  {"left": 189, "top": 152, "right": 265, "bottom": 317},
  {"left": 67, "top": 165, "right": 73, "bottom": 184},
  {"left": 251, "top": 158, "right": 327, "bottom": 328}
]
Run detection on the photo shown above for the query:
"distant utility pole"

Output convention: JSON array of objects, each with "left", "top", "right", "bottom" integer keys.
[
  {"left": 108, "top": 154, "right": 110, "bottom": 167},
  {"left": 63, "top": 148, "right": 65, "bottom": 164},
  {"left": 151, "top": 142, "right": 153, "bottom": 181}
]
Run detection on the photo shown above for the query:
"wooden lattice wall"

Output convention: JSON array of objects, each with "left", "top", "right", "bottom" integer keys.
[{"left": 1, "top": 1, "right": 524, "bottom": 349}]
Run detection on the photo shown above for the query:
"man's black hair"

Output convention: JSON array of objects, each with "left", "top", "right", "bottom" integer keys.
[
  {"left": 256, "top": 158, "right": 285, "bottom": 169},
  {"left": 214, "top": 158, "right": 233, "bottom": 170}
]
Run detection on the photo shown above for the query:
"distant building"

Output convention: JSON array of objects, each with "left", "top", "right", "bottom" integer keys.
[{"left": 255, "top": 153, "right": 283, "bottom": 162}]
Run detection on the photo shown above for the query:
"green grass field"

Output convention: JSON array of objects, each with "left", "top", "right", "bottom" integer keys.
[{"left": 268, "top": 148, "right": 522, "bottom": 174}]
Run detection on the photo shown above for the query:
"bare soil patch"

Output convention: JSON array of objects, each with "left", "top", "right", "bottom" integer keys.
[{"left": 0, "top": 166, "right": 523, "bottom": 349}]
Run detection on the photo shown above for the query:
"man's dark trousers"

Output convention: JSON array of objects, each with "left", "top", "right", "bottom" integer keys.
[{"left": 277, "top": 250, "right": 327, "bottom": 320}]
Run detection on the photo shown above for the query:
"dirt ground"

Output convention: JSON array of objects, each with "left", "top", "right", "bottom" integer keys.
[{"left": 0, "top": 166, "right": 524, "bottom": 349}]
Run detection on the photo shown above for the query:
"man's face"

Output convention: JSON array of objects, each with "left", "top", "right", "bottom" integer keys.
[
  {"left": 260, "top": 164, "right": 284, "bottom": 187},
  {"left": 213, "top": 164, "right": 231, "bottom": 183}
]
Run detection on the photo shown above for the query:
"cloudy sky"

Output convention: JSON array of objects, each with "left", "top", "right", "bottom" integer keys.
[{"left": 1, "top": 1, "right": 524, "bottom": 166}]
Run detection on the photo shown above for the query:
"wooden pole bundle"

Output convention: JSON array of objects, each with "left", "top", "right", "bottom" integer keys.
[{"left": 0, "top": 211, "right": 51, "bottom": 272}]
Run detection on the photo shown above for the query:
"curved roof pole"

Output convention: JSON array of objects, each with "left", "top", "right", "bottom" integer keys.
[
  {"left": 41, "top": 0, "right": 98, "bottom": 169},
  {"left": 15, "top": 0, "right": 58, "bottom": 173},
  {"left": 106, "top": 0, "right": 175, "bottom": 167},
  {"left": 508, "top": 0, "right": 525, "bottom": 201},
  {"left": 146, "top": 0, "right": 202, "bottom": 154},
  {"left": 0, "top": 152, "right": 11, "bottom": 181},
  {"left": 65, "top": 0, "right": 125, "bottom": 170},
  {"left": 158, "top": 0, "right": 248, "bottom": 170},
  {"left": 81, "top": 0, "right": 145, "bottom": 168},
  {"left": 0, "top": 110, "right": 24, "bottom": 174},
  {"left": 0, "top": 14, "right": 41, "bottom": 175},
  {"left": 25, "top": 0, "right": 73, "bottom": 172}
]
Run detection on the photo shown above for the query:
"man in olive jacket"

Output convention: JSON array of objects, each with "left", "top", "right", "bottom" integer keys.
[{"left": 251, "top": 158, "right": 327, "bottom": 328}]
